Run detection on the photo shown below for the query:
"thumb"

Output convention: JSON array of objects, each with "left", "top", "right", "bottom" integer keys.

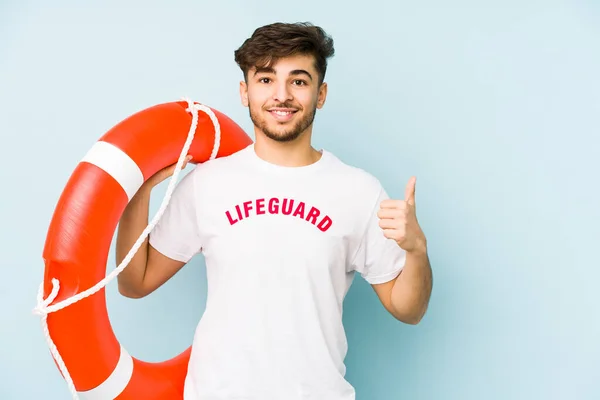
[
  {"left": 166, "top": 155, "right": 193, "bottom": 174},
  {"left": 405, "top": 176, "right": 416, "bottom": 206}
]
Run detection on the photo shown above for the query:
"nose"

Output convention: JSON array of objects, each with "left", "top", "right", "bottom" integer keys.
[{"left": 272, "top": 80, "right": 292, "bottom": 103}]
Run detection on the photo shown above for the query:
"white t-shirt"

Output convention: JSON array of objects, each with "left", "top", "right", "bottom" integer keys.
[{"left": 149, "top": 144, "right": 406, "bottom": 400}]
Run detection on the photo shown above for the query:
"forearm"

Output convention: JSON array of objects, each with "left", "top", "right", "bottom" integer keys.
[
  {"left": 115, "top": 187, "right": 152, "bottom": 297},
  {"left": 391, "top": 242, "right": 433, "bottom": 324}
]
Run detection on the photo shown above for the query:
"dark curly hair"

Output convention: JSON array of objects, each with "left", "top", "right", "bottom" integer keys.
[{"left": 234, "top": 22, "right": 335, "bottom": 85}]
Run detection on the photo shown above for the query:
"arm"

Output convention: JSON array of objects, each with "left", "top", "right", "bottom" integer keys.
[
  {"left": 372, "top": 176, "right": 433, "bottom": 324},
  {"left": 372, "top": 242, "right": 432, "bottom": 324},
  {"left": 116, "top": 156, "right": 192, "bottom": 298}
]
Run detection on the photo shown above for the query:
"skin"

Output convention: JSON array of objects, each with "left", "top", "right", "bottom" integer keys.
[
  {"left": 240, "top": 54, "right": 327, "bottom": 168},
  {"left": 116, "top": 53, "right": 432, "bottom": 325}
]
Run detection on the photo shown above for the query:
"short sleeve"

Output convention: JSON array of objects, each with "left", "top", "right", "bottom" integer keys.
[
  {"left": 350, "top": 186, "right": 407, "bottom": 285},
  {"left": 148, "top": 169, "right": 202, "bottom": 263}
]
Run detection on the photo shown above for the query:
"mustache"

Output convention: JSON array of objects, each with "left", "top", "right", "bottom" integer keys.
[{"left": 264, "top": 102, "right": 300, "bottom": 109}]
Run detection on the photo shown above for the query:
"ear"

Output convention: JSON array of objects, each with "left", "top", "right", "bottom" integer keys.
[
  {"left": 239, "top": 80, "right": 249, "bottom": 107},
  {"left": 316, "top": 82, "right": 328, "bottom": 109}
]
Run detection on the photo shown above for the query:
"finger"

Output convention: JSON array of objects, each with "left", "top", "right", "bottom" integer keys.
[
  {"left": 382, "top": 228, "right": 403, "bottom": 241},
  {"left": 377, "top": 208, "right": 404, "bottom": 219},
  {"left": 404, "top": 176, "right": 416, "bottom": 205},
  {"left": 382, "top": 229, "right": 395, "bottom": 240},
  {"left": 179, "top": 155, "right": 193, "bottom": 169},
  {"left": 379, "top": 199, "right": 405, "bottom": 209},
  {"left": 378, "top": 218, "right": 400, "bottom": 230}
]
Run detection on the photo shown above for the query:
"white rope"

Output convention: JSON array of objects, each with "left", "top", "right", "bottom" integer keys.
[{"left": 32, "top": 98, "right": 221, "bottom": 400}]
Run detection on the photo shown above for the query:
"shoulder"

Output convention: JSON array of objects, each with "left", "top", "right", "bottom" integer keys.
[
  {"left": 186, "top": 145, "right": 252, "bottom": 180},
  {"left": 324, "top": 150, "right": 384, "bottom": 199},
  {"left": 169, "top": 146, "right": 251, "bottom": 201}
]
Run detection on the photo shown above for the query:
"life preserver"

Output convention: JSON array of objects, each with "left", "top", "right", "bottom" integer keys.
[{"left": 35, "top": 99, "right": 253, "bottom": 399}]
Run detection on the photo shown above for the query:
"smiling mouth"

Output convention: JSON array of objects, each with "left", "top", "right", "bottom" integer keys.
[
  {"left": 269, "top": 108, "right": 297, "bottom": 114},
  {"left": 273, "top": 110, "right": 293, "bottom": 115},
  {"left": 267, "top": 108, "right": 298, "bottom": 121}
]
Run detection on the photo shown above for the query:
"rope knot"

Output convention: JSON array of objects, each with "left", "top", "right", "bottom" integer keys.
[
  {"left": 32, "top": 307, "right": 47, "bottom": 316},
  {"left": 33, "top": 278, "right": 60, "bottom": 316},
  {"left": 183, "top": 97, "right": 201, "bottom": 114}
]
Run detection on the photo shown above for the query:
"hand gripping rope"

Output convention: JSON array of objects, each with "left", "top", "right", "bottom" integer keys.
[{"left": 32, "top": 98, "right": 222, "bottom": 400}]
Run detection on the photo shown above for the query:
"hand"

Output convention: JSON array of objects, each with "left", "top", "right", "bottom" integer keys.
[
  {"left": 145, "top": 155, "right": 193, "bottom": 188},
  {"left": 377, "top": 176, "right": 426, "bottom": 253}
]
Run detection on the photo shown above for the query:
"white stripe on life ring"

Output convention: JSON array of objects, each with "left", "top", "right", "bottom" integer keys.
[
  {"left": 81, "top": 141, "right": 144, "bottom": 201},
  {"left": 77, "top": 344, "right": 134, "bottom": 400}
]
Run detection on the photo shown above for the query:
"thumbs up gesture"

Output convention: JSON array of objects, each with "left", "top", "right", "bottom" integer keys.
[{"left": 377, "top": 176, "right": 426, "bottom": 253}]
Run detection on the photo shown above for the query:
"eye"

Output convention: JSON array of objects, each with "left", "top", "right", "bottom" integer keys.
[
  {"left": 259, "top": 77, "right": 271, "bottom": 84},
  {"left": 292, "top": 79, "right": 307, "bottom": 86}
]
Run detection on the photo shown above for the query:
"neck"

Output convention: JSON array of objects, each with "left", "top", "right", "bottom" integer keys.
[{"left": 253, "top": 129, "right": 322, "bottom": 167}]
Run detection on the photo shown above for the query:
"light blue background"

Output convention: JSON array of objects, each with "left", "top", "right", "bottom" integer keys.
[{"left": 1, "top": 1, "right": 599, "bottom": 399}]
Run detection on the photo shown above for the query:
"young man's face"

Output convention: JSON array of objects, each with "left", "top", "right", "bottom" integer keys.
[{"left": 240, "top": 53, "right": 327, "bottom": 143}]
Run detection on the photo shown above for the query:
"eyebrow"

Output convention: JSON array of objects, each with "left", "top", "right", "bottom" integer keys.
[
  {"left": 290, "top": 69, "right": 313, "bottom": 81},
  {"left": 253, "top": 67, "right": 313, "bottom": 81}
]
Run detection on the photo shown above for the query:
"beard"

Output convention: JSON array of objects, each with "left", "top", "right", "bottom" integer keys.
[{"left": 248, "top": 101, "right": 317, "bottom": 143}]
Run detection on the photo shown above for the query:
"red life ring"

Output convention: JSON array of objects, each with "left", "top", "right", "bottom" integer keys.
[{"left": 35, "top": 99, "right": 252, "bottom": 399}]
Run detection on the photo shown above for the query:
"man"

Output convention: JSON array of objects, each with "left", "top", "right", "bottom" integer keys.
[{"left": 116, "top": 22, "right": 432, "bottom": 400}]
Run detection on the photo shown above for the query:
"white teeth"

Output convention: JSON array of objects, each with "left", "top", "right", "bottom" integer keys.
[{"left": 273, "top": 110, "right": 291, "bottom": 116}]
